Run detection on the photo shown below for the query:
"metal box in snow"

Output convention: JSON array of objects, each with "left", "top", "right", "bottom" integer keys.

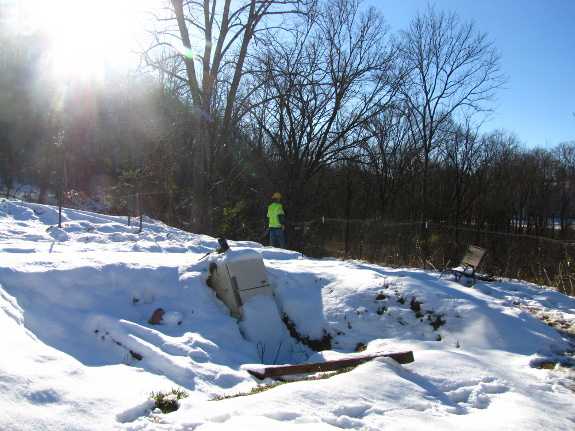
[{"left": 209, "top": 249, "right": 273, "bottom": 319}]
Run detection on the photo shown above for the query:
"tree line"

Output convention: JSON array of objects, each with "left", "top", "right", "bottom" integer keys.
[{"left": 1, "top": 0, "right": 574, "bottom": 243}]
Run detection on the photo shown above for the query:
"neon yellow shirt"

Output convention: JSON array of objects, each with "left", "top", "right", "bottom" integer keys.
[{"left": 267, "top": 202, "right": 284, "bottom": 228}]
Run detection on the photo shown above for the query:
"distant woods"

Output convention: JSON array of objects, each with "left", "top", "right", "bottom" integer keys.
[{"left": 1, "top": 1, "right": 574, "bottom": 241}]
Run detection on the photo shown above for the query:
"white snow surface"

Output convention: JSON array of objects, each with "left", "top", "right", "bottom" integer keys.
[{"left": 0, "top": 198, "right": 574, "bottom": 430}]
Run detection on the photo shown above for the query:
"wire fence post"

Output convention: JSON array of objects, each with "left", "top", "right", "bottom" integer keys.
[
  {"left": 345, "top": 217, "right": 350, "bottom": 255},
  {"left": 137, "top": 192, "right": 143, "bottom": 233},
  {"left": 127, "top": 194, "right": 132, "bottom": 227},
  {"left": 321, "top": 216, "right": 325, "bottom": 256},
  {"left": 57, "top": 176, "right": 63, "bottom": 228},
  {"left": 424, "top": 221, "right": 429, "bottom": 269}
]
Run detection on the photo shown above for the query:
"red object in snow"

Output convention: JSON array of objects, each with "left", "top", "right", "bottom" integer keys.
[{"left": 149, "top": 308, "right": 164, "bottom": 325}]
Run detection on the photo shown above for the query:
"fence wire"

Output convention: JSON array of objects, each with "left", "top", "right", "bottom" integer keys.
[
  {"left": 286, "top": 218, "right": 575, "bottom": 296},
  {"left": 4, "top": 184, "right": 574, "bottom": 296}
]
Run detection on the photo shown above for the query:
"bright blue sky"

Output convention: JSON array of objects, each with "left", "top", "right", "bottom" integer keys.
[
  {"left": 21, "top": 0, "right": 573, "bottom": 148},
  {"left": 368, "top": 0, "right": 575, "bottom": 148}
]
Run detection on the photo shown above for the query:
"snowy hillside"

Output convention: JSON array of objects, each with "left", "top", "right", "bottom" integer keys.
[{"left": 0, "top": 198, "right": 574, "bottom": 430}]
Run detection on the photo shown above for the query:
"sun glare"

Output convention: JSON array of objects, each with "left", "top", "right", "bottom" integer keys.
[{"left": 25, "top": 0, "right": 143, "bottom": 82}]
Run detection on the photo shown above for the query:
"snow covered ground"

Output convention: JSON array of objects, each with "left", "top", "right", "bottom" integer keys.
[{"left": 0, "top": 198, "right": 574, "bottom": 430}]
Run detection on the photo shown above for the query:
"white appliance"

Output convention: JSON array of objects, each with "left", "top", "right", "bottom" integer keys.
[{"left": 209, "top": 254, "right": 273, "bottom": 319}]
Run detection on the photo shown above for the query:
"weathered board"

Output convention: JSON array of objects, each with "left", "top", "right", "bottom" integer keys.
[{"left": 246, "top": 350, "right": 414, "bottom": 380}]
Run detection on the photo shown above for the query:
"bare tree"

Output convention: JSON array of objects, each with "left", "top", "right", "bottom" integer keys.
[
  {"left": 398, "top": 6, "right": 507, "bottom": 222},
  {"left": 361, "top": 107, "right": 419, "bottom": 219},
  {"left": 554, "top": 142, "right": 575, "bottom": 236},
  {"left": 477, "top": 130, "right": 522, "bottom": 232},
  {"left": 145, "top": 0, "right": 309, "bottom": 233},
  {"left": 426, "top": 118, "right": 515, "bottom": 234},
  {"left": 249, "top": 0, "right": 400, "bottom": 219}
]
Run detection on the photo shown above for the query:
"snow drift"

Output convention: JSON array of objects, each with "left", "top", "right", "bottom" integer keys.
[{"left": 0, "top": 198, "right": 574, "bottom": 430}]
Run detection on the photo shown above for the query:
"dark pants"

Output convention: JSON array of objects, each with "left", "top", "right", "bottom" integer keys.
[{"left": 269, "top": 227, "right": 285, "bottom": 248}]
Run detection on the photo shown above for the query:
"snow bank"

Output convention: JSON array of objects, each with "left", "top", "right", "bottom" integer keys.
[{"left": 0, "top": 199, "right": 574, "bottom": 430}]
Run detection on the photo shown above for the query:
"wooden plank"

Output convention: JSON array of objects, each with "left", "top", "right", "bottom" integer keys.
[{"left": 247, "top": 351, "right": 414, "bottom": 380}]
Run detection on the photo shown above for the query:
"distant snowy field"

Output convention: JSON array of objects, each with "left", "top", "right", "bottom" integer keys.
[{"left": 0, "top": 198, "right": 574, "bottom": 430}]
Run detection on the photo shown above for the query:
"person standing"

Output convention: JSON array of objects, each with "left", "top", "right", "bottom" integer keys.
[{"left": 267, "top": 192, "right": 285, "bottom": 248}]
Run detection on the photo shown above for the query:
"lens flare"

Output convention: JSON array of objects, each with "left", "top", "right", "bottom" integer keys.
[{"left": 171, "top": 42, "right": 201, "bottom": 60}]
